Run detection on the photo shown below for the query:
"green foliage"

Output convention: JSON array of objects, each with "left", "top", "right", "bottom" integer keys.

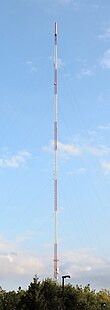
[
  {"left": 0, "top": 277, "right": 110, "bottom": 309},
  {"left": 40, "top": 278, "right": 61, "bottom": 309}
]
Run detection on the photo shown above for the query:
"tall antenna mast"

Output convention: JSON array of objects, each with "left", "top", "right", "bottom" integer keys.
[{"left": 54, "top": 22, "right": 58, "bottom": 279}]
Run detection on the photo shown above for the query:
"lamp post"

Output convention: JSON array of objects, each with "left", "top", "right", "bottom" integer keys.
[{"left": 62, "top": 275, "right": 70, "bottom": 310}]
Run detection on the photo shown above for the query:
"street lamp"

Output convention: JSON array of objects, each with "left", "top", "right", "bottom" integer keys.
[{"left": 62, "top": 275, "right": 70, "bottom": 310}]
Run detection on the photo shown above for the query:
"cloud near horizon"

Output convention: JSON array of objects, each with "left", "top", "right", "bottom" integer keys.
[
  {"left": 0, "top": 235, "right": 110, "bottom": 291},
  {"left": 60, "top": 249, "right": 110, "bottom": 290},
  {"left": 0, "top": 235, "right": 45, "bottom": 290}
]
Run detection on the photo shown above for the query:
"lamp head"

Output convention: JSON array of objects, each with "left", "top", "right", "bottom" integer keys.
[{"left": 62, "top": 275, "right": 70, "bottom": 279}]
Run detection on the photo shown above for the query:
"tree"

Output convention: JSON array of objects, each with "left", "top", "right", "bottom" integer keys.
[
  {"left": 40, "top": 278, "right": 61, "bottom": 310},
  {"left": 0, "top": 276, "right": 110, "bottom": 309}
]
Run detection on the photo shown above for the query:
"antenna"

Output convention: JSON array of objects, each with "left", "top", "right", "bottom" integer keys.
[{"left": 54, "top": 22, "right": 58, "bottom": 279}]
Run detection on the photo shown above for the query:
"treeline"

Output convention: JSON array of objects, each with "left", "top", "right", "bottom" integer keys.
[{"left": 0, "top": 276, "right": 110, "bottom": 309}]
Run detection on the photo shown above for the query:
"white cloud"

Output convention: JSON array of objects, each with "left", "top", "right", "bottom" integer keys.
[
  {"left": 0, "top": 234, "right": 17, "bottom": 254},
  {"left": 13, "top": 255, "right": 44, "bottom": 276},
  {"left": 58, "top": 141, "right": 82, "bottom": 155},
  {"left": 43, "top": 140, "right": 82, "bottom": 155},
  {"left": 0, "top": 235, "right": 110, "bottom": 291},
  {"left": 98, "top": 124, "right": 110, "bottom": 130},
  {"left": 60, "top": 250, "right": 110, "bottom": 290},
  {"left": 25, "top": 60, "right": 33, "bottom": 65},
  {"left": 0, "top": 150, "right": 30, "bottom": 168},
  {"left": 98, "top": 27, "right": 110, "bottom": 40},
  {"left": 0, "top": 235, "right": 46, "bottom": 290},
  {"left": 77, "top": 68, "right": 94, "bottom": 79},
  {"left": 100, "top": 49, "right": 110, "bottom": 69},
  {"left": 100, "top": 161, "right": 110, "bottom": 174},
  {"left": 43, "top": 140, "right": 110, "bottom": 158},
  {"left": 58, "top": 57, "right": 64, "bottom": 68},
  {"left": 86, "top": 145, "right": 110, "bottom": 157},
  {"left": 0, "top": 251, "right": 44, "bottom": 281}
]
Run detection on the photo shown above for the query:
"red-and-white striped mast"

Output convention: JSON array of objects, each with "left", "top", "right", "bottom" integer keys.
[{"left": 54, "top": 22, "right": 58, "bottom": 279}]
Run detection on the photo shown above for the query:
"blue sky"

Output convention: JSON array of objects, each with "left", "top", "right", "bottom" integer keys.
[{"left": 1, "top": 0, "right": 110, "bottom": 291}]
